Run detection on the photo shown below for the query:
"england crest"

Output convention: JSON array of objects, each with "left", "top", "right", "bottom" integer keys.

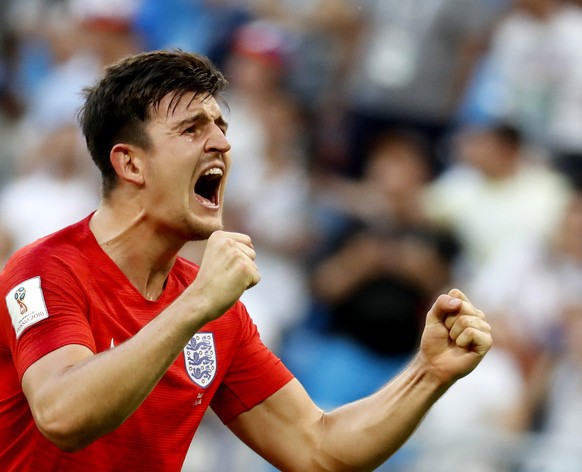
[{"left": 184, "top": 332, "right": 217, "bottom": 388}]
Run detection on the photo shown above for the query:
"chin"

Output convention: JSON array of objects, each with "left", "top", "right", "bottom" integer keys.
[{"left": 188, "top": 219, "right": 224, "bottom": 241}]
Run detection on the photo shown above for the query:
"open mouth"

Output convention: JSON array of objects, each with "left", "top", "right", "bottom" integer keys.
[{"left": 194, "top": 167, "right": 223, "bottom": 207}]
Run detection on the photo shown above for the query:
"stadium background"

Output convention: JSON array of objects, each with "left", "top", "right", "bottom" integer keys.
[{"left": 1, "top": 1, "right": 582, "bottom": 470}]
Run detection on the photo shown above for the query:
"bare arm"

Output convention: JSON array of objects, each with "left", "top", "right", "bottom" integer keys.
[
  {"left": 21, "top": 231, "right": 259, "bottom": 452},
  {"left": 228, "top": 290, "right": 492, "bottom": 471}
]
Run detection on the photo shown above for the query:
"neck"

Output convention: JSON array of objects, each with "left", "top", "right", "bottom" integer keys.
[{"left": 89, "top": 204, "right": 183, "bottom": 301}]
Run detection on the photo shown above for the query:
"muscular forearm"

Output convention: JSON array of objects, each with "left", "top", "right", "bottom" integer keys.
[
  {"left": 23, "top": 294, "right": 208, "bottom": 451},
  {"left": 312, "top": 291, "right": 491, "bottom": 471},
  {"left": 312, "top": 356, "right": 446, "bottom": 471},
  {"left": 230, "top": 292, "right": 491, "bottom": 472},
  {"left": 246, "top": 357, "right": 447, "bottom": 472}
]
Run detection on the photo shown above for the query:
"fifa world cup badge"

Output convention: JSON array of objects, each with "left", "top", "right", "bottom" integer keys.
[{"left": 6, "top": 277, "right": 49, "bottom": 338}]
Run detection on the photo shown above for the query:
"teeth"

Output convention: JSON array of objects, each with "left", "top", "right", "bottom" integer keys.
[{"left": 203, "top": 168, "right": 223, "bottom": 176}]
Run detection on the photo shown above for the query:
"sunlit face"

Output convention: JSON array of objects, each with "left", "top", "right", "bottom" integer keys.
[{"left": 139, "top": 92, "right": 231, "bottom": 241}]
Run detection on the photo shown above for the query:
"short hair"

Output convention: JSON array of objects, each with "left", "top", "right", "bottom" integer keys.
[
  {"left": 488, "top": 122, "right": 523, "bottom": 149},
  {"left": 78, "top": 49, "right": 228, "bottom": 196}
]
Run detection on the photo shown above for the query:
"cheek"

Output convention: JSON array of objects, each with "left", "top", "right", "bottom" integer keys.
[
  {"left": 223, "top": 151, "right": 232, "bottom": 170},
  {"left": 149, "top": 170, "right": 193, "bottom": 209},
  {"left": 157, "top": 157, "right": 194, "bottom": 188},
  {"left": 221, "top": 154, "right": 232, "bottom": 189}
]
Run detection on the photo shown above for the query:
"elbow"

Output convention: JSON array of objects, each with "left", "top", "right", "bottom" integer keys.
[
  {"left": 35, "top": 414, "right": 91, "bottom": 452},
  {"left": 307, "top": 454, "right": 366, "bottom": 472},
  {"left": 306, "top": 453, "right": 383, "bottom": 472},
  {"left": 49, "top": 437, "right": 88, "bottom": 454},
  {"left": 304, "top": 413, "right": 379, "bottom": 472},
  {"left": 32, "top": 405, "right": 105, "bottom": 452},
  {"left": 37, "top": 423, "right": 89, "bottom": 453}
]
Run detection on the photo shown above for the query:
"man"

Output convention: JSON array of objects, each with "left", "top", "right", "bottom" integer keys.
[{"left": 0, "top": 50, "right": 492, "bottom": 471}]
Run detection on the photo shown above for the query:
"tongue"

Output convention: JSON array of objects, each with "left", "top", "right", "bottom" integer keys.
[
  {"left": 194, "top": 193, "right": 217, "bottom": 208},
  {"left": 195, "top": 193, "right": 210, "bottom": 204}
]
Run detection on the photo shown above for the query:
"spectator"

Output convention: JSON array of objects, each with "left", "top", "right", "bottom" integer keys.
[
  {"left": 0, "top": 0, "right": 22, "bottom": 185},
  {"left": 341, "top": 0, "right": 504, "bottom": 177},
  {"left": 253, "top": 0, "right": 360, "bottom": 109},
  {"left": 484, "top": 190, "right": 582, "bottom": 470},
  {"left": 135, "top": 0, "right": 253, "bottom": 68},
  {"left": 15, "top": 0, "right": 142, "bottom": 137},
  {"left": 285, "top": 131, "right": 458, "bottom": 404},
  {"left": 0, "top": 124, "right": 99, "bottom": 249},
  {"left": 462, "top": 0, "right": 582, "bottom": 177},
  {"left": 523, "top": 303, "right": 582, "bottom": 470},
  {"left": 423, "top": 122, "right": 571, "bottom": 280},
  {"left": 282, "top": 131, "right": 462, "bottom": 470}
]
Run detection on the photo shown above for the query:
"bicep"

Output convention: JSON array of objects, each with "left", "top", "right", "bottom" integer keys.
[
  {"left": 226, "top": 378, "right": 326, "bottom": 472},
  {"left": 22, "top": 344, "right": 94, "bottom": 413}
]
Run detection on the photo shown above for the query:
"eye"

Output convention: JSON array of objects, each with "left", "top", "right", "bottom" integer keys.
[{"left": 184, "top": 124, "right": 198, "bottom": 135}]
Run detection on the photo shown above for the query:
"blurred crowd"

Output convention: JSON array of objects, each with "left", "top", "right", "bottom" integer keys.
[{"left": 2, "top": 0, "right": 582, "bottom": 470}]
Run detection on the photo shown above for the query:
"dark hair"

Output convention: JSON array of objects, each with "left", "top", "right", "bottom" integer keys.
[
  {"left": 489, "top": 122, "right": 522, "bottom": 149},
  {"left": 78, "top": 50, "right": 228, "bottom": 196}
]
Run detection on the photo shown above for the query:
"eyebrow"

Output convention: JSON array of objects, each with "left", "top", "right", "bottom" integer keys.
[{"left": 172, "top": 111, "right": 229, "bottom": 132}]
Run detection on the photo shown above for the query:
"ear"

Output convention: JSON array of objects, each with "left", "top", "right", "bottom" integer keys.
[{"left": 110, "top": 143, "right": 145, "bottom": 186}]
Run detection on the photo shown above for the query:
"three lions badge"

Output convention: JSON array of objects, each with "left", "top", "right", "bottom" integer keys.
[{"left": 183, "top": 332, "right": 217, "bottom": 388}]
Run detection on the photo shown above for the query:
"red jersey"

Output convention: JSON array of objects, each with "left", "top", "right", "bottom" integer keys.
[{"left": 0, "top": 215, "right": 293, "bottom": 471}]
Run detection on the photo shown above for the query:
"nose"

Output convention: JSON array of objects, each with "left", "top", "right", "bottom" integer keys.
[{"left": 205, "top": 124, "right": 231, "bottom": 155}]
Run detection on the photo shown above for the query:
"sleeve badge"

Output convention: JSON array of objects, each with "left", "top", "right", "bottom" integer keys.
[{"left": 5, "top": 276, "right": 49, "bottom": 338}]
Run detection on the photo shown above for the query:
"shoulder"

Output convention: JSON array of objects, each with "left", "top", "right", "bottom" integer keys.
[
  {"left": 0, "top": 217, "right": 92, "bottom": 342},
  {"left": 1, "top": 216, "right": 93, "bottom": 295}
]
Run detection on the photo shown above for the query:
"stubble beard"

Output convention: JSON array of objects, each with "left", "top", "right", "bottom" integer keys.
[{"left": 187, "top": 218, "right": 224, "bottom": 242}]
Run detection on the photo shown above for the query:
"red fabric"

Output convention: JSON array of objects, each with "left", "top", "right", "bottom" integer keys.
[{"left": 0, "top": 215, "right": 293, "bottom": 471}]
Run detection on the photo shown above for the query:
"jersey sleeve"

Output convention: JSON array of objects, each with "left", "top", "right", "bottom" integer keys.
[
  {"left": 1, "top": 246, "right": 96, "bottom": 379},
  {"left": 210, "top": 304, "right": 294, "bottom": 424}
]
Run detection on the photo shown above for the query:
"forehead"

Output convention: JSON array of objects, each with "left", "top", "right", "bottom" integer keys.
[{"left": 153, "top": 91, "right": 224, "bottom": 124}]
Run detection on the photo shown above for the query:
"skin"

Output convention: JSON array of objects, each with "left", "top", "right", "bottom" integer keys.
[{"left": 21, "top": 91, "right": 492, "bottom": 470}]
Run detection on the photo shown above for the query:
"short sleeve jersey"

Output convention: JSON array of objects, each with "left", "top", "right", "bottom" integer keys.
[{"left": 0, "top": 215, "right": 294, "bottom": 471}]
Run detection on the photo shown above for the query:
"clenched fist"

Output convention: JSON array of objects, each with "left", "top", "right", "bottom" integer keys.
[
  {"left": 187, "top": 231, "right": 260, "bottom": 323},
  {"left": 419, "top": 288, "right": 492, "bottom": 388}
]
